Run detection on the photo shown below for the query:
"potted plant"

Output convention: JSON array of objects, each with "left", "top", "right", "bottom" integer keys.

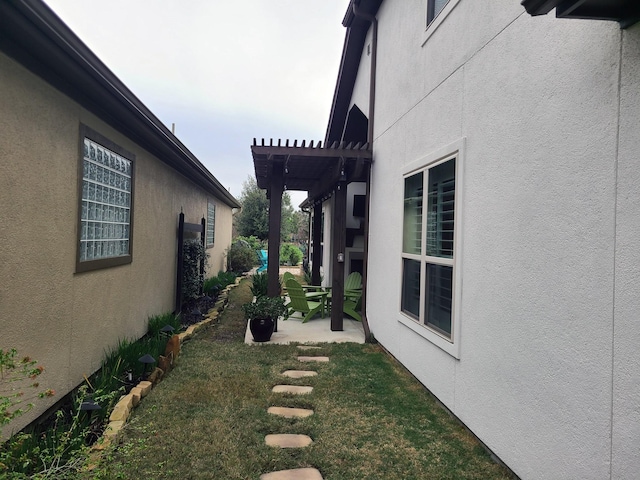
[{"left": 242, "top": 295, "right": 289, "bottom": 342}]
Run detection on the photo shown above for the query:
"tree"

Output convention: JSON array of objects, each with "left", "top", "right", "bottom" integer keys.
[{"left": 234, "top": 175, "right": 302, "bottom": 241}]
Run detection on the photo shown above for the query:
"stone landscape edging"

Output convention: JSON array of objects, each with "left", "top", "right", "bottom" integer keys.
[{"left": 85, "top": 275, "right": 243, "bottom": 466}]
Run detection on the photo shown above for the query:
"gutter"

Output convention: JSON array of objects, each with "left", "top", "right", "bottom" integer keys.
[
  {"left": 351, "top": 0, "right": 378, "bottom": 342},
  {"left": 0, "top": 0, "right": 240, "bottom": 209}
]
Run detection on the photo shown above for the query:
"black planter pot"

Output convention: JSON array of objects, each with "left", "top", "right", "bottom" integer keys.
[{"left": 249, "top": 317, "right": 275, "bottom": 342}]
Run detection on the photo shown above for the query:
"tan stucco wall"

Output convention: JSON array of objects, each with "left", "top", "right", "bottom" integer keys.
[{"left": 0, "top": 51, "right": 233, "bottom": 436}]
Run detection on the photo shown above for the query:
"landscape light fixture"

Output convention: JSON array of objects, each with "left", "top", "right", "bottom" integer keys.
[
  {"left": 79, "top": 397, "right": 101, "bottom": 422},
  {"left": 138, "top": 353, "right": 156, "bottom": 380},
  {"left": 160, "top": 324, "right": 175, "bottom": 335}
]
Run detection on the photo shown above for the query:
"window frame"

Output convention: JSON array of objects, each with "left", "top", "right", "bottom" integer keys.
[
  {"left": 422, "top": 0, "right": 462, "bottom": 47},
  {"left": 398, "top": 138, "right": 465, "bottom": 359},
  {"left": 206, "top": 201, "right": 216, "bottom": 247},
  {"left": 76, "top": 124, "right": 135, "bottom": 273}
]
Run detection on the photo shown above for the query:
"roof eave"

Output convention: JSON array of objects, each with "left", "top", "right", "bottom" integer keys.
[
  {"left": 0, "top": 0, "right": 240, "bottom": 209},
  {"left": 325, "top": 0, "right": 383, "bottom": 145}
]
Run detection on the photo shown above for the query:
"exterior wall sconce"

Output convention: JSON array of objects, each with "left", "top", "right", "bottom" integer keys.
[{"left": 337, "top": 253, "right": 345, "bottom": 263}]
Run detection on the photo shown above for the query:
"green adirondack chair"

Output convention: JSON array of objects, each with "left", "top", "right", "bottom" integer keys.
[
  {"left": 326, "top": 271, "right": 363, "bottom": 321},
  {"left": 285, "top": 278, "right": 326, "bottom": 322},
  {"left": 345, "top": 272, "right": 362, "bottom": 291}
]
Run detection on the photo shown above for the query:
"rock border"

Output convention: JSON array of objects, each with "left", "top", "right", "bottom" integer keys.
[{"left": 85, "top": 275, "right": 243, "bottom": 467}]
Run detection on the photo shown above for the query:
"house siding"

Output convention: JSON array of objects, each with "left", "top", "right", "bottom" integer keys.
[
  {"left": 357, "top": 1, "right": 640, "bottom": 478},
  {"left": 0, "top": 50, "right": 233, "bottom": 436}
]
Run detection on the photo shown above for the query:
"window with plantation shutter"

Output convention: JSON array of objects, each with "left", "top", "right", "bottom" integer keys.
[{"left": 401, "top": 154, "right": 458, "bottom": 341}]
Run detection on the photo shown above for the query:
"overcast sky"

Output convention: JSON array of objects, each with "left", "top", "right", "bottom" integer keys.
[{"left": 43, "top": 0, "right": 349, "bottom": 207}]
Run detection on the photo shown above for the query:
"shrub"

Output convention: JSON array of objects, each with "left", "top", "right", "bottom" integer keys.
[
  {"left": 203, "top": 270, "right": 238, "bottom": 296},
  {"left": 148, "top": 312, "right": 182, "bottom": 337},
  {"left": 249, "top": 272, "right": 269, "bottom": 297},
  {"left": 182, "top": 239, "right": 208, "bottom": 302},
  {"left": 227, "top": 239, "right": 256, "bottom": 272},
  {"left": 236, "top": 235, "right": 265, "bottom": 253},
  {"left": 280, "top": 243, "right": 303, "bottom": 266}
]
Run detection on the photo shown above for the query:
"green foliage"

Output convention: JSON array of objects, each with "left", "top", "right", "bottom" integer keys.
[
  {"left": 0, "top": 312, "right": 179, "bottom": 477},
  {"left": 279, "top": 243, "right": 303, "bottom": 266},
  {"left": 249, "top": 272, "right": 269, "bottom": 297},
  {"left": 303, "top": 262, "right": 322, "bottom": 285},
  {"left": 234, "top": 175, "right": 303, "bottom": 241},
  {"left": 182, "top": 239, "right": 208, "bottom": 302},
  {"left": 147, "top": 312, "right": 182, "bottom": 338},
  {"left": 242, "top": 295, "right": 289, "bottom": 321},
  {"left": 203, "top": 270, "right": 238, "bottom": 296},
  {"left": 0, "top": 349, "right": 54, "bottom": 433},
  {"left": 226, "top": 238, "right": 256, "bottom": 273},
  {"left": 236, "top": 235, "right": 264, "bottom": 252},
  {"left": 235, "top": 176, "right": 269, "bottom": 239}
]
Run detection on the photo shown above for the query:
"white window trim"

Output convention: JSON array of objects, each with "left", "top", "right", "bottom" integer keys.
[
  {"left": 421, "top": 0, "right": 463, "bottom": 47},
  {"left": 398, "top": 137, "right": 465, "bottom": 359}
]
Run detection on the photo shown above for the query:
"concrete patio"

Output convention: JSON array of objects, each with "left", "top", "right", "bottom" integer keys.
[{"left": 244, "top": 314, "right": 365, "bottom": 345}]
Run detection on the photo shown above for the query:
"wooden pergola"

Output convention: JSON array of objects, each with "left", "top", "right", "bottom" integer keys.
[{"left": 251, "top": 138, "right": 372, "bottom": 331}]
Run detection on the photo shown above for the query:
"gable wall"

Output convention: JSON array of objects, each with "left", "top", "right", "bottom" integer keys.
[
  {"left": 0, "top": 51, "right": 232, "bottom": 435},
  {"left": 359, "top": 0, "right": 639, "bottom": 478}
]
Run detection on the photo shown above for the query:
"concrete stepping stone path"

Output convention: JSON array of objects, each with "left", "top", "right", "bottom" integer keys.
[
  {"left": 297, "top": 356, "right": 330, "bottom": 363},
  {"left": 282, "top": 370, "right": 318, "bottom": 378},
  {"left": 272, "top": 385, "right": 313, "bottom": 394},
  {"left": 259, "top": 467, "right": 324, "bottom": 480},
  {"left": 268, "top": 406, "right": 314, "bottom": 418},
  {"left": 262, "top": 350, "right": 330, "bottom": 479},
  {"left": 265, "top": 433, "right": 313, "bottom": 448}
]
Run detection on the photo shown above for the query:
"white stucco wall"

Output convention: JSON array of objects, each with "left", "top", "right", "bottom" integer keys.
[
  {"left": 611, "top": 21, "right": 640, "bottom": 480},
  {"left": 360, "top": 1, "right": 639, "bottom": 478}
]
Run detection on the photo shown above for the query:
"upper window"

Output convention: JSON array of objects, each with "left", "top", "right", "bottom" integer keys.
[
  {"left": 399, "top": 138, "right": 464, "bottom": 358},
  {"left": 77, "top": 125, "right": 134, "bottom": 272},
  {"left": 427, "top": 0, "right": 449, "bottom": 25},
  {"left": 206, "top": 201, "right": 216, "bottom": 246}
]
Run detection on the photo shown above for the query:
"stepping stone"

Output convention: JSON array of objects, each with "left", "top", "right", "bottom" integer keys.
[
  {"left": 282, "top": 370, "right": 318, "bottom": 378},
  {"left": 272, "top": 385, "right": 313, "bottom": 394},
  {"left": 260, "top": 468, "right": 324, "bottom": 480},
  {"left": 268, "top": 406, "right": 314, "bottom": 418},
  {"left": 265, "top": 433, "right": 313, "bottom": 448},
  {"left": 297, "top": 345, "right": 321, "bottom": 350},
  {"left": 298, "top": 356, "right": 329, "bottom": 363}
]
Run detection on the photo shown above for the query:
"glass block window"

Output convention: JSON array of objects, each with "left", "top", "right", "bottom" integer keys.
[
  {"left": 401, "top": 155, "right": 457, "bottom": 340},
  {"left": 206, "top": 201, "right": 216, "bottom": 246},
  {"left": 77, "top": 125, "right": 134, "bottom": 272}
]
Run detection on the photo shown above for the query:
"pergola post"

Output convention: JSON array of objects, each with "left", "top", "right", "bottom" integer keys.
[
  {"left": 311, "top": 202, "right": 322, "bottom": 285},
  {"left": 331, "top": 180, "right": 347, "bottom": 331},
  {"left": 267, "top": 163, "right": 284, "bottom": 299}
]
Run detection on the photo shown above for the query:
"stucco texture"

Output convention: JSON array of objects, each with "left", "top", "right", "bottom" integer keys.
[
  {"left": 359, "top": 1, "right": 638, "bottom": 478},
  {"left": 0, "top": 51, "right": 233, "bottom": 435}
]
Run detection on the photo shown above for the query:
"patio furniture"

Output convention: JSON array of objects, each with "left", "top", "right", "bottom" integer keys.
[
  {"left": 257, "top": 250, "right": 268, "bottom": 273},
  {"left": 326, "top": 272, "right": 363, "bottom": 321},
  {"left": 285, "top": 278, "right": 327, "bottom": 322}
]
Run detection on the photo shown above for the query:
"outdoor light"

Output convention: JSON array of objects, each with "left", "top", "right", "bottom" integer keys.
[
  {"left": 79, "top": 399, "right": 101, "bottom": 412},
  {"left": 138, "top": 353, "right": 156, "bottom": 380},
  {"left": 191, "top": 307, "right": 203, "bottom": 317},
  {"left": 80, "top": 397, "right": 101, "bottom": 423},
  {"left": 160, "top": 324, "right": 175, "bottom": 335}
]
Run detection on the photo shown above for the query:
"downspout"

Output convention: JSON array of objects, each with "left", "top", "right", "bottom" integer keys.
[{"left": 352, "top": 1, "right": 377, "bottom": 341}]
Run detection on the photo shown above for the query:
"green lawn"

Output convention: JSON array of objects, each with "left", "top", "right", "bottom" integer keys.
[{"left": 85, "top": 280, "right": 514, "bottom": 479}]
